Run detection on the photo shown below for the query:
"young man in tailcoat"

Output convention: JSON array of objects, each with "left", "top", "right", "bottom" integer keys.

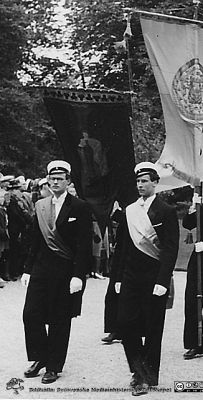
[
  {"left": 115, "top": 162, "right": 179, "bottom": 396},
  {"left": 21, "top": 160, "right": 92, "bottom": 384}
]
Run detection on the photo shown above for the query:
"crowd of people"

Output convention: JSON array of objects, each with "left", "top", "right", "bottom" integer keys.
[{"left": 0, "top": 174, "right": 35, "bottom": 286}]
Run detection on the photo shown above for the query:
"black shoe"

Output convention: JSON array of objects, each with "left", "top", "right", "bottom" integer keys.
[
  {"left": 183, "top": 348, "right": 203, "bottom": 360},
  {"left": 24, "top": 361, "right": 45, "bottom": 378},
  {"left": 132, "top": 383, "right": 149, "bottom": 396},
  {"left": 41, "top": 371, "right": 58, "bottom": 384},
  {"left": 101, "top": 333, "right": 121, "bottom": 343}
]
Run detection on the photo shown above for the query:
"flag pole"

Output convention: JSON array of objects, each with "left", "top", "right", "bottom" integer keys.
[
  {"left": 125, "top": 36, "right": 136, "bottom": 138},
  {"left": 195, "top": 183, "right": 203, "bottom": 347},
  {"left": 123, "top": 14, "right": 137, "bottom": 139},
  {"left": 124, "top": 8, "right": 203, "bottom": 25},
  {"left": 192, "top": 0, "right": 203, "bottom": 348}
]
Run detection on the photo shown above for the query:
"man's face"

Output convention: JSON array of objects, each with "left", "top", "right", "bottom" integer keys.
[
  {"left": 48, "top": 173, "right": 68, "bottom": 196},
  {"left": 136, "top": 174, "right": 157, "bottom": 199}
]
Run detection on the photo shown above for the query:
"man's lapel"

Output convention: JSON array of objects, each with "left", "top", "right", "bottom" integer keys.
[
  {"left": 147, "top": 196, "right": 161, "bottom": 225},
  {"left": 56, "top": 193, "right": 72, "bottom": 226}
]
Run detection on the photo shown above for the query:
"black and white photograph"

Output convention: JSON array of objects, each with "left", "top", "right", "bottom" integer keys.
[{"left": 1, "top": 1, "right": 203, "bottom": 399}]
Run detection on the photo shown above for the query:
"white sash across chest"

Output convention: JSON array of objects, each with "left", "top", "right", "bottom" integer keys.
[
  {"left": 126, "top": 200, "right": 160, "bottom": 260},
  {"left": 35, "top": 197, "right": 73, "bottom": 260}
]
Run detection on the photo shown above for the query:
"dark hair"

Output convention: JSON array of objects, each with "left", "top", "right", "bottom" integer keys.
[{"left": 148, "top": 171, "right": 160, "bottom": 182}]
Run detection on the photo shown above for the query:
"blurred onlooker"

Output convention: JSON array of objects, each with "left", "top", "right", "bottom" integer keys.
[
  {"left": 102, "top": 206, "right": 124, "bottom": 343},
  {"left": 38, "top": 177, "right": 52, "bottom": 199},
  {"left": 0, "top": 190, "right": 10, "bottom": 286},
  {"left": 7, "top": 178, "right": 33, "bottom": 280},
  {"left": 91, "top": 220, "right": 108, "bottom": 279},
  {"left": 68, "top": 182, "right": 78, "bottom": 197},
  {"left": 31, "top": 178, "right": 41, "bottom": 204}
]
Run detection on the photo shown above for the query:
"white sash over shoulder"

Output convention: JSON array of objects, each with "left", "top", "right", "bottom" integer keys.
[
  {"left": 35, "top": 197, "right": 73, "bottom": 260},
  {"left": 126, "top": 199, "right": 160, "bottom": 260}
]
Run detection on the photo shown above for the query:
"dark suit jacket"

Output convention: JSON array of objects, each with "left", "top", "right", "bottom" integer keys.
[
  {"left": 116, "top": 196, "right": 179, "bottom": 289},
  {"left": 25, "top": 193, "right": 92, "bottom": 279},
  {"left": 24, "top": 193, "right": 92, "bottom": 318}
]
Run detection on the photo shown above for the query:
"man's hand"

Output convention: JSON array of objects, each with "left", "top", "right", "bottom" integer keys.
[
  {"left": 21, "top": 273, "right": 30, "bottom": 287},
  {"left": 70, "top": 277, "right": 82, "bottom": 294},
  {"left": 153, "top": 284, "right": 167, "bottom": 296},
  {"left": 115, "top": 282, "right": 121, "bottom": 294}
]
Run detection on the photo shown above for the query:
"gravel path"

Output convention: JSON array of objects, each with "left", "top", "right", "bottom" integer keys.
[{"left": 0, "top": 271, "right": 203, "bottom": 400}]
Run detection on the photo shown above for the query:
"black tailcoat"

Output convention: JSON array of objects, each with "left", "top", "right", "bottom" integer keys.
[
  {"left": 182, "top": 209, "right": 203, "bottom": 350},
  {"left": 23, "top": 193, "right": 92, "bottom": 372},
  {"left": 116, "top": 196, "right": 179, "bottom": 385}
]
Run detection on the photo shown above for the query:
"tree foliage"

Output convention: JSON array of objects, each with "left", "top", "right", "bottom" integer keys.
[
  {"left": 1, "top": 0, "right": 203, "bottom": 176},
  {"left": 0, "top": 0, "right": 63, "bottom": 177},
  {"left": 66, "top": 0, "right": 203, "bottom": 163}
]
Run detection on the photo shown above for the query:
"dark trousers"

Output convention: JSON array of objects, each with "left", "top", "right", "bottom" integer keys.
[
  {"left": 184, "top": 259, "right": 203, "bottom": 350},
  {"left": 23, "top": 274, "right": 73, "bottom": 373},
  {"left": 9, "top": 236, "right": 22, "bottom": 278},
  {"left": 104, "top": 279, "right": 119, "bottom": 333},
  {"left": 118, "top": 278, "right": 168, "bottom": 386}
]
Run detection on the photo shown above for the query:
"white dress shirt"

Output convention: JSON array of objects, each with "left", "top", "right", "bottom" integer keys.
[
  {"left": 52, "top": 191, "right": 67, "bottom": 220},
  {"left": 137, "top": 194, "right": 156, "bottom": 212}
]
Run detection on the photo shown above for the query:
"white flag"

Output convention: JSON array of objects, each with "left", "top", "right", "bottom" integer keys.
[{"left": 140, "top": 15, "right": 203, "bottom": 186}]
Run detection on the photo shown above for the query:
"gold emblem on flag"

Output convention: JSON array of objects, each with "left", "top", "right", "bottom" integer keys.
[{"left": 172, "top": 58, "right": 203, "bottom": 122}]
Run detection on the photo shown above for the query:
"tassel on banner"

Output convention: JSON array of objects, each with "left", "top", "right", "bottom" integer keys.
[{"left": 184, "top": 231, "right": 194, "bottom": 244}]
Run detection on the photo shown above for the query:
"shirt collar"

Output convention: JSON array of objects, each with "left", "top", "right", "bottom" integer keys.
[
  {"left": 138, "top": 194, "right": 156, "bottom": 211},
  {"left": 52, "top": 191, "right": 67, "bottom": 204}
]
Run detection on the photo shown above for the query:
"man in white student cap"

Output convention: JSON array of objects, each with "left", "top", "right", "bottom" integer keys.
[
  {"left": 47, "top": 160, "right": 71, "bottom": 175},
  {"left": 115, "top": 161, "right": 179, "bottom": 396},
  {"left": 21, "top": 160, "right": 92, "bottom": 384}
]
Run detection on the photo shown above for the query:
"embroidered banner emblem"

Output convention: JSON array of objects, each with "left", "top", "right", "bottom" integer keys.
[{"left": 172, "top": 58, "right": 203, "bottom": 122}]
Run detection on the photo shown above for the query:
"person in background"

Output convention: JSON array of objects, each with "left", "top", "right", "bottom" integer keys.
[
  {"left": 38, "top": 177, "right": 52, "bottom": 199},
  {"left": 7, "top": 179, "right": 33, "bottom": 280},
  {"left": 0, "top": 190, "right": 10, "bottom": 287},
  {"left": 91, "top": 219, "right": 106, "bottom": 279},
  {"left": 31, "top": 179, "right": 41, "bottom": 204},
  {"left": 21, "top": 160, "right": 92, "bottom": 384},
  {"left": 182, "top": 192, "right": 203, "bottom": 359},
  {"left": 101, "top": 206, "right": 124, "bottom": 344},
  {"left": 115, "top": 162, "right": 179, "bottom": 396},
  {"left": 68, "top": 182, "right": 78, "bottom": 197}
]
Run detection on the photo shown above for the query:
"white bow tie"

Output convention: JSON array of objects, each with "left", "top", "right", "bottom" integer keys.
[{"left": 138, "top": 198, "right": 145, "bottom": 207}]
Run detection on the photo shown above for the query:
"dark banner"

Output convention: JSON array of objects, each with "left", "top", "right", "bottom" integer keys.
[{"left": 44, "top": 88, "right": 137, "bottom": 235}]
